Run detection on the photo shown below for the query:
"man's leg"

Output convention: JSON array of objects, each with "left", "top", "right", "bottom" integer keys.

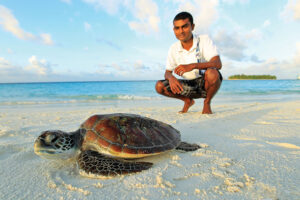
[
  {"left": 155, "top": 81, "right": 194, "bottom": 113},
  {"left": 202, "top": 69, "right": 222, "bottom": 114}
]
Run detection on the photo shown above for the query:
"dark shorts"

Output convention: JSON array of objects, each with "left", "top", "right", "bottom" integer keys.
[{"left": 161, "top": 70, "right": 222, "bottom": 99}]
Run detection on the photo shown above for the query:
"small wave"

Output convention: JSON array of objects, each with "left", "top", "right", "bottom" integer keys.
[
  {"left": 57, "top": 94, "right": 155, "bottom": 100},
  {"left": 90, "top": 94, "right": 147, "bottom": 100},
  {"left": 0, "top": 95, "right": 162, "bottom": 106},
  {"left": 219, "top": 90, "right": 300, "bottom": 95}
]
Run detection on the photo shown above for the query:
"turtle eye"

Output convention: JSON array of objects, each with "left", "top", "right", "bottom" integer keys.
[{"left": 45, "top": 134, "right": 57, "bottom": 144}]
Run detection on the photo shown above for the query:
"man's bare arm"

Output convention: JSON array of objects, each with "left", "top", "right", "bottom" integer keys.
[
  {"left": 165, "top": 70, "right": 183, "bottom": 94},
  {"left": 174, "top": 56, "right": 222, "bottom": 76}
]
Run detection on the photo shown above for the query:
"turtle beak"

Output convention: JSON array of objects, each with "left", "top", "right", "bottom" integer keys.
[
  {"left": 34, "top": 138, "right": 57, "bottom": 156},
  {"left": 34, "top": 138, "right": 42, "bottom": 154}
]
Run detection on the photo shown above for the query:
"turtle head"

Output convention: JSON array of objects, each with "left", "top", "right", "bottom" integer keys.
[{"left": 34, "top": 130, "right": 79, "bottom": 159}]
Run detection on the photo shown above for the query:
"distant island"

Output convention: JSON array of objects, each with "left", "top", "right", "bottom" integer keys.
[{"left": 228, "top": 74, "right": 277, "bottom": 80}]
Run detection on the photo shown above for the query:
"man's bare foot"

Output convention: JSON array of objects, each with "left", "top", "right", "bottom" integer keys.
[
  {"left": 202, "top": 102, "right": 212, "bottom": 114},
  {"left": 179, "top": 99, "right": 195, "bottom": 113}
]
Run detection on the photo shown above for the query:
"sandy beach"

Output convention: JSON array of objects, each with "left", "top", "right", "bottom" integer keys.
[{"left": 0, "top": 99, "right": 299, "bottom": 200}]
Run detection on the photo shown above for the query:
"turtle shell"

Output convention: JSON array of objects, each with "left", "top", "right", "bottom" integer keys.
[{"left": 80, "top": 113, "right": 181, "bottom": 158}]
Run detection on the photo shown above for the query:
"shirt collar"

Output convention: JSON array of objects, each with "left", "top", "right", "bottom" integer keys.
[{"left": 177, "top": 34, "right": 197, "bottom": 52}]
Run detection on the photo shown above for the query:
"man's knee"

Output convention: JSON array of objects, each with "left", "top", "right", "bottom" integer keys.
[
  {"left": 205, "top": 68, "right": 220, "bottom": 83},
  {"left": 155, "top": 80, "right": 165, "bottom": 94}
]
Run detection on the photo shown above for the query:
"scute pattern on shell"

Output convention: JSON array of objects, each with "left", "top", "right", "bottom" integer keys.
[{"left": 80, "top": 114, "right": 181, "bottom": 155}]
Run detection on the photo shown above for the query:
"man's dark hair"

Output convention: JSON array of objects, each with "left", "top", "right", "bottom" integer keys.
[{"left": 173, "top": 11, "right": 194, "bottom": 25}]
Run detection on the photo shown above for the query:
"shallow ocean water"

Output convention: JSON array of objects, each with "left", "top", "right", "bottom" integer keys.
[{"left": 0, "top": 80, "right": 299, "bottom": 105}]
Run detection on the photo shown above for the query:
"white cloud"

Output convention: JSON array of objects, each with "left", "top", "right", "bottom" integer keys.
[
  {"left": 1, "top": 56, "right": 159, "bottom": 82},
  {"left": 245, "top": 28, "right": 263, "bottom": 40},
  {"left": 281, "top": 0, "right": 300, "bottom": 21},
  {"left": 221, "top": 0, "right": 249, "bottom": 4},
  {"left": 61, "top": 0, "right": 72, "bottom": 4},
  {"left": 213, "top": 25, "right": 265, "bottom": 62},
  {"left": 40, "top": 33, "right": 54, "bottom": 45},
  {"left": 213, "top": 29, "right": 247, "bottom": 61},
  {"left": 111, "top": 63, "right": 123, "bottom": 71},
  {"left": 0, "top": 58, "right": 24, "bottom": 83},
  {"left": 97, "top": 59, "right": 159, "bottom": 79},
  {"left": 0, "top": 5, "right": 54, "bottom": 45},
  {"left": 0, "top": 57, "right": 11, "bottom": 69},
  {"left": 223, "top": 42, "right": 300, "bottom": 79},
  {"left": 25, "top": 56, "right": 52, "bottom": 75},
  {"left": 294, "top": 0, "right": 300, "bottom": 20},
  {"left": 96, "top": 37, "right": 122, "bottom": 50},
  {"left": 133, "top": 60, "right": 148, "bottom": 70},
  {"left": 291, "top": 42, "right": 300, "bottom": 69},
  {"left": 263, "top": 20, "right": 271, "bottom": 27},
  {"left": 0, "top": 56, "right": 58, "bottom": 82},
  {"left": 1, "top": 56, "right": 124, "bottom": 82},
  {"left": 0, "top": 5, "right": 35, "bottom": 40},
  {"left": 82, "top": 0, "right": 160, "bottom": 35},
  {"left": 82, "top": 0, "right": 124, "bottom": 14},
  {"left": 128, "top": 0, "right": 160, "bottom": 34},
  {"left": 0, "top": 57, "right": 50, "bottom": 82},
  {"left": 249, "top": 55, "right": 264, "bottom": 63},
  {"left": 97, "top": 63, "right": 129, "bottom": 77},
  {"left": 176, "top": 0, "right": 219, "bottom": 33},
  {"left": 7, "top": 48, "right": 13, "bottom": 54},
  {"left": 84, "top": 22, "right": 91, "bottom": 32}
]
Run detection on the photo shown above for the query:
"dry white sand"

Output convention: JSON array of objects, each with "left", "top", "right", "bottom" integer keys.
[{"left": 0, "top": 100, "right": 299, "bottom": 200}]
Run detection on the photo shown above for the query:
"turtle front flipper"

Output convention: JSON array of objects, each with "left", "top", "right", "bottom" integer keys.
[
  {"left": 176, "top": 142, "right": 201, "bottom": 151},
  {"left": 77, "top": 150, "right": 153, "bottom": 176}
]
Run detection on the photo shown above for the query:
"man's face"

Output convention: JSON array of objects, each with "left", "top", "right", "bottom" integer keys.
[{"left": 173, "top": 18, "right": 194, "bottom": 42}]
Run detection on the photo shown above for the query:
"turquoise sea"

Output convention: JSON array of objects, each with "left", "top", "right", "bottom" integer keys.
[{"left": 0, "top": 80, "right": 299, "bottom": 106}]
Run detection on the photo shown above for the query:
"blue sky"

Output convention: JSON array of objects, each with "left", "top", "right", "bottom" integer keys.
[{"left": 0, "top": 0, "right": 299, "bottom": 83}]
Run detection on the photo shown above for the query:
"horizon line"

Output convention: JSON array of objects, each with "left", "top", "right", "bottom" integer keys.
[{"left": 0, "top": 78, "right": 298, "bottom": 84}]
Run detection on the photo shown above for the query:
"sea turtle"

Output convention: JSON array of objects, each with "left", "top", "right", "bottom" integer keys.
[{"left": 34, "top": 113, "right": 200, "bottom": 176}]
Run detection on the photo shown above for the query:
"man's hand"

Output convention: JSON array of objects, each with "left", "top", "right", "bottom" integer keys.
[
  {"left": 168, "top": 76, "right": 183, "bottom": 94},
  {"left": 174, "top": 64, "right": 195, "bottom": 76}
]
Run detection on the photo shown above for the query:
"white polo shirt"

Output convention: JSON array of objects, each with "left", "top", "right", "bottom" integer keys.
[{"left": 166, "top": 34, "right": 219, "bottom": 80}]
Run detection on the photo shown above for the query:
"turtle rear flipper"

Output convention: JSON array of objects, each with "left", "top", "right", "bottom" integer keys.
[
  {"left": 176, "top": 142, "right": 201, "bottom": 151},
  {"left": 78, "top": 150, "right": 152, "bottom": 176}
]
